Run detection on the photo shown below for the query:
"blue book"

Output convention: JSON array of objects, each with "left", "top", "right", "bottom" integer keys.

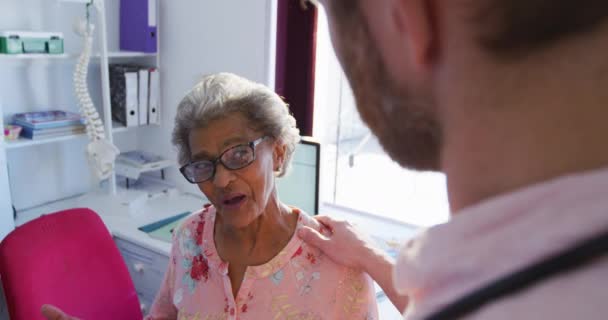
[
  {"left": 20, "top": 124, "right": 86, "bottom": 138},
  {"left": 13, "top": 110, "right": 84, "bottom": 130}
]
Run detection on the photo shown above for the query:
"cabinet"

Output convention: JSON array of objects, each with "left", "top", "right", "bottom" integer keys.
[
  {"left": 0, "top": 144, "right": 12, "bottom": 239},
  {"left": 0, "top": 0, "right": 162, "bottom": 239},
  {"left": 114, "top": 236, "right": 169, "bottom": 314}
]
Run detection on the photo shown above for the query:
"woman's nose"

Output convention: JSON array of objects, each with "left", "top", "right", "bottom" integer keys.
[{"left": 212, "top": 163, "right": 235, "bottom": 188}]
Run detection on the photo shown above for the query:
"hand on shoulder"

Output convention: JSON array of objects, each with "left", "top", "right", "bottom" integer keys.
[{"left": 297, "top": 215, "right": 381, "bottom": 272}]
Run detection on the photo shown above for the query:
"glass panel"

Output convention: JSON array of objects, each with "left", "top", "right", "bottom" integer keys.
[{"left": 314, "top": 6, "right": 449, "bottom": 227}]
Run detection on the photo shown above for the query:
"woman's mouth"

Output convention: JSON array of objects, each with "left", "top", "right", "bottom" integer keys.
[{"left": 222, "top": 194, "right": 246, "bottom": 209}]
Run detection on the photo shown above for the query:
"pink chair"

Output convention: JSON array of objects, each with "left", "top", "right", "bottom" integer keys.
[{"left": 0, "top": 208, "right": 143, "bottom": 320}]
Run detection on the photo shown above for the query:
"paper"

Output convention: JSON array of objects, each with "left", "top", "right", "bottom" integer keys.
[{"left": 138, "top": 211, "right": 191, "bottom": 243}]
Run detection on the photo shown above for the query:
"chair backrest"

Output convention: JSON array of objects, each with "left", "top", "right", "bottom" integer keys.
[{"left": 0, "top": 208, "right": 142, "bottom": 320}]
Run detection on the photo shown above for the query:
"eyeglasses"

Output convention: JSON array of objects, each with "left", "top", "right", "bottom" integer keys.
[{"left": 180, "top": 136, "right": 268, "bottom": 184}]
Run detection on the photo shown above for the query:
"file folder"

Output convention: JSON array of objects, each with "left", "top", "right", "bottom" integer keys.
[
  {"left": 138, "top": 69, "right": 149, "bottom": 125},
  {"left": 110, "top": 65, "right": 140, "bottom": 127},
  {"left": 124, "top": 72, "right": 139, "bottom": 127},
  {"left": 148, "top": 68, "right": 160, "bottom": 125},
  {"left": 120, "top": 0, "right": 157, "bottom": 53}
]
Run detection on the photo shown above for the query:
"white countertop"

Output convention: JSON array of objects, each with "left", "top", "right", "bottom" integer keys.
[{"left": 16, "top": 188, "right": 206, "bottom": 256}]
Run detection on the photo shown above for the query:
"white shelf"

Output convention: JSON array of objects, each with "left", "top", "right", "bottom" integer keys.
[
  {"left": 0, "top": 53, "right": 70, "bottom": 60},
  {"left": 106, "top": 52, "right": 157, "bottom": 58},
  {"left": 0, "top": 52, "right": 156, "bottom": 61},
  {"left": 112, "top": 123, "right": 131, "bottom": 133},
  {"left": 4, "top": 122, "right": 138, "bottom": 150},
  {"left": 58, "top": 0, "right": 96, "bottom": 3},
  {"left": 5, "top": 132, "right": 88, "bottom": 148}
]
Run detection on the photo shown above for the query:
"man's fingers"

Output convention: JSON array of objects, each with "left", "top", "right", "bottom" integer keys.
[
  {"left": 298, "top": 226, "right": 330, "bottom": 249},
  {"left": 314, "top": 215, "right": 336, "bottom": 225},
  {"left": 41, "top": 305, "right": 65, "bottom": 320},
  {"left": 41, "top": 305, "right": 74, "bottom": 320},
  {"left": 313, "top": 215, "right": 342, "bottom": 230}
]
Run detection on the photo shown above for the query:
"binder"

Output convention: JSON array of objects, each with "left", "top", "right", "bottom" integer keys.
[
  {"left": 110, "top": 65, "right": 140, "bottom": 127},
  {"left": 148, "top": 68, "right": 160, "bottom": 125},
  {"left": 138, "top": 69, "right": 149, "bottom": 125},
  {"left": 120, "top": 0, "right": 157, "bottom": 53},
  {"left": 124, "top": 71, "right": 139, "bottom": 127}
]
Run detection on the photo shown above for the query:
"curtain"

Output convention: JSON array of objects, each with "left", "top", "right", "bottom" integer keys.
[{"left": 275, "top": 0, "right": 318, "bottom": 136}]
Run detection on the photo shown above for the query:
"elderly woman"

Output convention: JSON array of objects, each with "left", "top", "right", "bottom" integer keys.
[
  {"left": 39, "top": 73, "right": 377, "bottom": 320},
  {"left": 143, "top": 73, "right": 377, "bottom": 319}
]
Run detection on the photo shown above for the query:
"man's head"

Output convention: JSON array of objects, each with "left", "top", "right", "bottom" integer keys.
[
  {"left": 322, "top": 0, "right": 441, "bottom": 171},
  {"left": 473, "top": 0, "right": 608, "bottom": 59},
  {"left": 320, "top": 0, "right": 608, "bottom": 172}
]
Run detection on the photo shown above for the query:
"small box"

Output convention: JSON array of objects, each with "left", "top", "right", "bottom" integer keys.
[
  {"left": 3, "top": 125, "right": 22, "bottom": 140},
  {"left": 0, "top": 31, "right": 64, "bottom": 54}
]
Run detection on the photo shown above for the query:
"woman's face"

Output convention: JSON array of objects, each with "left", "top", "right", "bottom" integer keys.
[{"left": 188, "top": 113, "right": 285, "bottom": 228}]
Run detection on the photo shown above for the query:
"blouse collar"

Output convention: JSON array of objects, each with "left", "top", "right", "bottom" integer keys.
[{"left": 202, "top": 205, "right": 309, "bottom": 279}]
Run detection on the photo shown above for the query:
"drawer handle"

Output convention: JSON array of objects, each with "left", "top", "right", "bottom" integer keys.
[{"left": 134, "top": 263, "right": 145, "bottom": 273}]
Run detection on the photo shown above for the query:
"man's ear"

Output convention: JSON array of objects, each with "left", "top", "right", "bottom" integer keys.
[
  {"left": 394, "top": 0, "right": 437, "bottom": 70},
  {"left": 363, "top": 0, "right": 438, "bottom": 77}
]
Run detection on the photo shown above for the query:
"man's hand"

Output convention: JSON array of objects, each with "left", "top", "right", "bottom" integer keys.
[
  {"left": 41, "top": 305, "right": 80, "bottom": 320},
  {"left": 297, "top": 215, "right": 379, "bottom": 271},
  {"left": 298, "top": 215, "right": 409, "bottom": 313}
]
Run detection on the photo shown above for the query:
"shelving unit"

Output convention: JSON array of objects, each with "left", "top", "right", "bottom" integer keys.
[
  {"left": 0, "top": 51, "right": 156, "bottom": 61},
  {"left": 0, "top": 0, "right": 163, "bottom": 239},
  {"left": 4, "top": 122, "right": 135, "bottom": 149},
  {"left": 0, "top": 53, "right": 71, "bottom": 60}
]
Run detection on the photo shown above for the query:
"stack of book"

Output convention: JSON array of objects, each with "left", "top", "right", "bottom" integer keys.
[{"left": 13, "top": 110, "right": 86, "bottom": 140}]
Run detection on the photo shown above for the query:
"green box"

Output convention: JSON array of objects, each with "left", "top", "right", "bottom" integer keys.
[
  {"left": 0, "top": 33, "right": 23, "bottom": 54},
  {"left": 0, "top": 31, "right": 64, "bottom": 54}
]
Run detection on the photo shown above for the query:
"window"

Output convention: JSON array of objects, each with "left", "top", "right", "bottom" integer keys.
[{"left": 313, "top": 6, "right": 449, "bottom": 227}]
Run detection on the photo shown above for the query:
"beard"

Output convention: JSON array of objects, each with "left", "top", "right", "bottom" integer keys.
[{"left": 326, "top": 3, "right": 442, "bottom": 171}]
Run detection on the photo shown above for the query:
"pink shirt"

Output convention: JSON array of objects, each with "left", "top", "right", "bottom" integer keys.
[
  {"left": 147, "top": 205, "right": 378, "bottom": 320},
  {"left": 395, "top": 167, "right": 608, "bottom": 319}
]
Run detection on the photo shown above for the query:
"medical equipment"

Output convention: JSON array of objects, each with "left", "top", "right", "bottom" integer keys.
[{"left": 72, "top": 0, "right": 119, "bottom": 182}]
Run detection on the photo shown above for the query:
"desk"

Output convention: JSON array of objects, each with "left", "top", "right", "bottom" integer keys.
[{"left": 15, "top": 189, "right": 412, "bottom": 319}]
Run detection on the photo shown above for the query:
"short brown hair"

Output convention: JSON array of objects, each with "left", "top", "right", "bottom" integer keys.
[{"left": 473, "top": 0, "right": 608, "bottom": 58}]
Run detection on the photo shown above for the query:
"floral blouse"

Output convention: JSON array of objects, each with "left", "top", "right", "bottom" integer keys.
[{"left": 146, "top": 205, "right": 378, "bottom": 320}]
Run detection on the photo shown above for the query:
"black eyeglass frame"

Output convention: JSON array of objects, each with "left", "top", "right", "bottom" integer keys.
[{"left": 179, "top": 136, "right": 268, "bottom": 184}]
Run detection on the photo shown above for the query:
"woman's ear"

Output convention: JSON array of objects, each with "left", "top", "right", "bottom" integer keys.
[{"left": 273, "top": 141, "right": 287, "bottom": 172}]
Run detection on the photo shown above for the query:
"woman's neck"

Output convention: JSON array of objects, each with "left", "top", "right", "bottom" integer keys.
[{"left": 215, "top": 197, "right": 298, "bottom": 265}]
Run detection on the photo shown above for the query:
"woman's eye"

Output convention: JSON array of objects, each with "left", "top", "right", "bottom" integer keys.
[
  {"left": 234, "top": 150, "right": 248, "bottom": 159},
  {"left": 194, "top": 162, "right": 212, "bottom": 170}
]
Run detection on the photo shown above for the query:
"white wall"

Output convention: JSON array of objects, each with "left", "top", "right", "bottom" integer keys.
[
  {"left": 0, "top": 0, "right": 275, "bottom": 211},
  {"left": 137, "top": 0, "right": 275, "bottom": 194}
]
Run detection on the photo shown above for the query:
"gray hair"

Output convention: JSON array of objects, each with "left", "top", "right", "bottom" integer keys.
[{"left": 172, "top": 72, "right": 301, "bottom": 177}]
